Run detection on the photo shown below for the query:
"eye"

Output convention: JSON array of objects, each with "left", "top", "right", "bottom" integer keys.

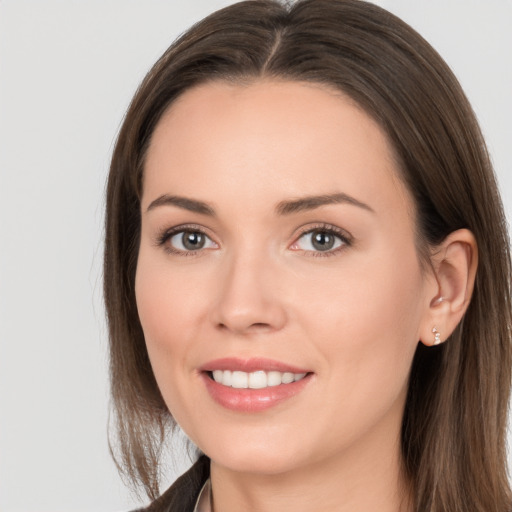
[
  {"left": 161, "top": 228, "right": 218, "bottom": 254},
  {"left": 290, "top": 227, "right": 349, "bottom": 254}
]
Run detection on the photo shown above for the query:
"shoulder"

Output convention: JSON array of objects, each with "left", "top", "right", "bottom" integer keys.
[{"left": 134, "top": 455, "right": 210, "bottom": 512}]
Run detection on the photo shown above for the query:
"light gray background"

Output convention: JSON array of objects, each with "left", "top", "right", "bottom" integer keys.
[{"left": 0, "top": 1, "right": 510, "bottom": 511}]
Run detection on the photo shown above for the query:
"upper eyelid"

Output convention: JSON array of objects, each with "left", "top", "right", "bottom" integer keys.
[
  {"left": 155, "top": 223, "right": 214, "bottom": 243},
  {"left": 154, "top": 222, "right": 353, "bottom": 249},
  {"left": 293, "top": 223, "right": 352, "bottom": 242}
]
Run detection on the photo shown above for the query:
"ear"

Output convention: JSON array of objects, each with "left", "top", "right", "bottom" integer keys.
[{"left": 419, "top": 229, "right": 478, "bottom": 347}]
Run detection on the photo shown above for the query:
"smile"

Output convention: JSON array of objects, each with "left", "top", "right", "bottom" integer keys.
[
  {"left": 201, "top": 358, "right": 313, "bottom": 412},
  {"left": 211, "top": 370, "right": 307, "bottom": 389}
]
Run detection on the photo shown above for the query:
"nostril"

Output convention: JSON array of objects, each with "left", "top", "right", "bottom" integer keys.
[
  {"left": 216, "top": 321, "right": 273, "bottom": 333},
  {"left": 246, "top": 322, "right": 275, "bottom": 333}
]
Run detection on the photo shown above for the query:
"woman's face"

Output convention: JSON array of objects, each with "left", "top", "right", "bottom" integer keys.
[{"left": 136, "top": 80, "right": 435, "bottom": 476}]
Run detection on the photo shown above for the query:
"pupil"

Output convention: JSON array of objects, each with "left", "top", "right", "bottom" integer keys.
[
  {"left": 182, "top": 232, "right": 205, "bottom": 250},
  {"left": 312, "top": 230, "right": 334, "bottom": 251}
]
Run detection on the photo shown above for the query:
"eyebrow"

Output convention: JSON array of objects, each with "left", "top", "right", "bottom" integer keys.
[
  {"left": 146, "top": 195, "right": 216, "bottom": 216},
  {"left": 275, "top": 193, "right": 374, "bottom": 215},
  {"left": 146, "top": 192, "right": 374, "bottom": 216}
]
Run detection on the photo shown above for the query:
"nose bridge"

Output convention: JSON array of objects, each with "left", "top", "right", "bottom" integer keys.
[{"left": 212, "top": 240, "right": 287, "bottom": 334}]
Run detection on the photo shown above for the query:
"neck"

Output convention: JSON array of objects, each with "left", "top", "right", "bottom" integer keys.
[{"left": 209, "top": 425, "right": 412, "bottom": 512}]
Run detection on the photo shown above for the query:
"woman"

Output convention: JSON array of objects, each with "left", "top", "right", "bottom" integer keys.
[{"left": 104, "top": 1, "right": 512, "bottom": 510}]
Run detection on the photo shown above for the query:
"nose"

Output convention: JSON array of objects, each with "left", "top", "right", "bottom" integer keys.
[{"left": 210, "top": 250, "right": 287, "bottom": 335}]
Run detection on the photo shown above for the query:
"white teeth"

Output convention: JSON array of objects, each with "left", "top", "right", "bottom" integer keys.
[
  {"left": 281, "top": 372, "right": 295, "bottom": 384},
  {"left": 211, "top": 370, "right": 307, "bottom": 388},
  {"left": 248, "top": 371, "right": 267, "bottom": 389},
  {"left": 222, "top": 370, "right": 232, "bottom": 387},
  {"left": 267, "top": 371, "right": 282, "bottom": 387},
  {"left": 231, "top": 371, "right": 248, "bottom": 389}
]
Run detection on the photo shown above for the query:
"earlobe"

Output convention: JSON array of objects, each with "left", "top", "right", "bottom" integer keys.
[{"left": 420, "top": 229, "right": 478, "bottom": 347}]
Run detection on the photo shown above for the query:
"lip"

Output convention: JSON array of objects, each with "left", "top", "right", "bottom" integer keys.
[
  {"left": 199, "top": 358, "right": 313, "bottom": 413},
  {"left": 200, "top": 357, "right": 310, "bottom": 374}
]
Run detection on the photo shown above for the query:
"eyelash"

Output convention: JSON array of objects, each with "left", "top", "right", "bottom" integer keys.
[
  {"left": 156, "top": 224, "right": 215, "bottom": 256},
  {"left": 292, "top": 223, "right": 352, "bottom": 258},
  {"left": 155, "top": 223, "right": 352, "bottom": 257}
]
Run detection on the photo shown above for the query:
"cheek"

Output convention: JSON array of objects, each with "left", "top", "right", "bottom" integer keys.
[
  {"left": 136, "top": 264, "right": 174, "bottom": 353},
  {"left": 301, "top": 246, "right": 425, "bottom": 391},
  {"left": 134, "top": 249, "right": 217, "bottom": 415},
  {"left": 134, "top": 254, "right": 203, "bottom": 426},
  {"left": 135, "top": 251, "right": 206, "bottom": 349},
  {"left": 135, "top": 252, "right": 194, "bottom": 392},
  {"left": 287, "top": 251, "right": 425, "bottom": 452}
]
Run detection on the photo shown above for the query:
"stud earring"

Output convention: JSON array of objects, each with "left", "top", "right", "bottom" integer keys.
[{"left": 432, "top": 326, "right": 441, "bottom": 345}]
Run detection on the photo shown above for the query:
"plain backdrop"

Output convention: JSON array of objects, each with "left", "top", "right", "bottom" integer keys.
[{"left": 0, "top": 1, "right": 511, "bottom": 511}]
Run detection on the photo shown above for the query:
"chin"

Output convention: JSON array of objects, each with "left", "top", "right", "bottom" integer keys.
[
  {"left": 196, "top": 429, "right": 314, "bottom": 476},
  {"left": 211, "top": 449, "right": 302, "bottom": 475}
]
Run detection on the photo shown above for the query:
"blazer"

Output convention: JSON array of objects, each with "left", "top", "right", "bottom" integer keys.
[{"left": 135, "top": 455, "right": 210, "bottom": 512}]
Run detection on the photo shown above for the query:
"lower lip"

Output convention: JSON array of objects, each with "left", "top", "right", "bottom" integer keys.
[{"left": 201, "top": 372, "right": 312, "bottom": 412}]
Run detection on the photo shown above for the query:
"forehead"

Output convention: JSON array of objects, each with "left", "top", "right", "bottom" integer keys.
[{"left": 143, "top": 79, "right": 413, "bottom": 221}]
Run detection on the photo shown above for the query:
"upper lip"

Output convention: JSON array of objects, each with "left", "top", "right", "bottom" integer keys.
[{"left": 200, "top": 357, "right": 311, "bottom": 374}]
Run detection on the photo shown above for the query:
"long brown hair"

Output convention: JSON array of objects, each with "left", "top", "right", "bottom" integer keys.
[{"left": 104, "top": 1, "right": 512, "bottom": 509}]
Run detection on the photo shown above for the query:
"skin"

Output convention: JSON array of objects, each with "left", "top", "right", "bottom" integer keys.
[{"left": 135, "top": 80, "right": 476, "bottom": 512}]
